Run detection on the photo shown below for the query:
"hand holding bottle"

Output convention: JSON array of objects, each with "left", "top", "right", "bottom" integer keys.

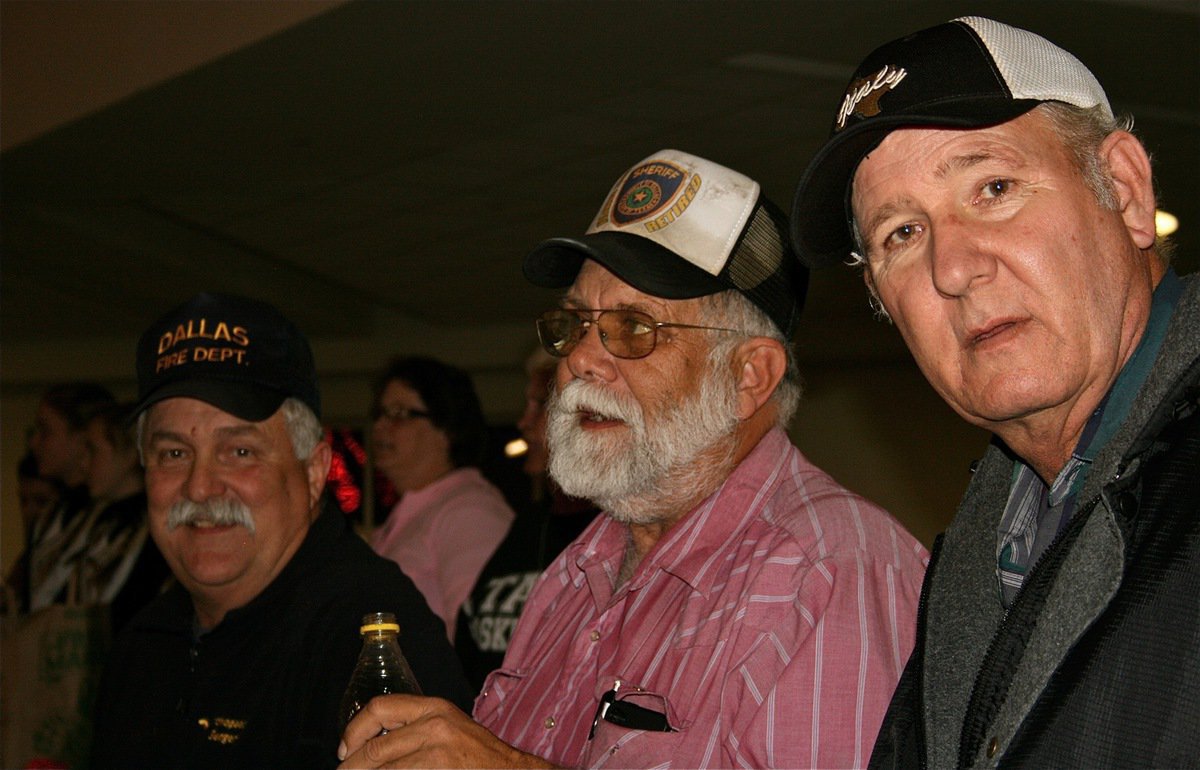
[{"left": 339, "top": 612, "right": 422, "bottom": 733}]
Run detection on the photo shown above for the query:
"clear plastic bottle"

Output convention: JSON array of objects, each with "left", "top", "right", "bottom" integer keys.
[{"left": 338, "top": 612, "right": 423, "bottom": 731}]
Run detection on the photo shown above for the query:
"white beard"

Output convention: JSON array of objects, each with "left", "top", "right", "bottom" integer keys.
[{"left": 546, "top": 354, "right": 740, "bottom": 524}]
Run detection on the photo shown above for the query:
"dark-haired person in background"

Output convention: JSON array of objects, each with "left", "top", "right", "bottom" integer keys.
[
  {"left": 19, "top": 401, "right": 173, "bottom": 630},
  {"left": 369, "top": 356, "right": 515, "bottom": 641},
  {"left": 25, "top": 381, "right": 115, "bottom": 610},
  {"left": 77, "top": 401, "right": 172, "bottom": 631},
  {"left": 791, "top": 16, "right": 1200, "bottom": 768},
  {"left": 1, "top": 453, "right": 64, "bottom": 612},
  {"left": 16, "top": 453, "right": 63, "bottom": 538}
]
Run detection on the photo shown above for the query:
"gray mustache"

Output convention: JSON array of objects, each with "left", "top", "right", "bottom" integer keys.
[{"left": 166, "top": 498, "right": 256, "bottom": 535}]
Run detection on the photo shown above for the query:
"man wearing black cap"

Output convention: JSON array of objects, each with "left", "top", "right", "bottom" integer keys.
[
  {"left": 90, "top": 293, "right": 472, "bottom": 770},
  {"left": 339, "top": 150, "right": 927, "bottom": 769},
  {"left": 791, "top": 17, "right": 1199, "bottom": 769}
]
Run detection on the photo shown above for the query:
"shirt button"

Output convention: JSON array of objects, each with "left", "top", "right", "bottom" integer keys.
[
  {"left": 987, "top": 736, "right": 999, "bottom": 758},
  {"left": 544, "top": 717, "right": 556, "bottom": 729},
  {"left": 589, "top": 630, "right": 601, "bottom": 642}
]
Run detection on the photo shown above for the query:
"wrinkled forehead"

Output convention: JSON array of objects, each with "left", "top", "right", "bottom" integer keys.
[
  {"left": 849, "top": 123, "right": 956, "bottom": 196},
  {"left": 847, "top": 126, "right": 935, "bottom": 222},
  {"left": 144, "top": 395, "right": 283, "bottom": 439},
  {"left": 851, "top": 110, "right": 1061, "bottom": 199},
  {"left": 567, "top": 259, "right": 704, "bottom": 319}
]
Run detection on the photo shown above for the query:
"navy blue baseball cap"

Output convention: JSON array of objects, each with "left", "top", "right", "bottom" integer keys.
[{"left": 134, "top": 292, "right": 321, "bottom": 421}]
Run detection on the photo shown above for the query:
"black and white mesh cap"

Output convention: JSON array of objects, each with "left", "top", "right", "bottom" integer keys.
[
  {"left": 790, "top": 16, "right": 1112, "bottom": 269},
  {"left": 524, "top": 149, "right": 808, "bottom": 337}
]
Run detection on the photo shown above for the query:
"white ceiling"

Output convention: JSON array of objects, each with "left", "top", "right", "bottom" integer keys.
[{"left": 3, "top": 0, "right": 1197, "bottom": 385}]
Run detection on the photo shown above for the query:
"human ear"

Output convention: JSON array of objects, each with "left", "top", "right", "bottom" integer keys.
[
  {"left": 1102, "top": 131, "right": 1157, "bottom": 250},
  {"left": 733, "top": 338, "right": 788, "bottom": 420},
  {"left": 305, "top": 441, "right": 333, "bottom": 510}
]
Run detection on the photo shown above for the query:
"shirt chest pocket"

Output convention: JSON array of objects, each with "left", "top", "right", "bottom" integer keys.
[{"left": 583, "top": 687, "right": 691, "bottom": 769}]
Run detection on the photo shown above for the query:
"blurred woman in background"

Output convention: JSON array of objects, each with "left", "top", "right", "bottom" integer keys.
[{"left": 369, "top": 356, "right": 514, "bottom": 641}]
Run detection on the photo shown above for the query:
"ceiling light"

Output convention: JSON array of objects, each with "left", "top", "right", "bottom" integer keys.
[{"left": 1156, "top": 209, "right": 1179, "bottom": 238}]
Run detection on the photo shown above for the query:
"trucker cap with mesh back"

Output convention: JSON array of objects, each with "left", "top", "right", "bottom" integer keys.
[
  {"left": 525, "top": 149, "right": 808, "bottom": 337},
  {"left": 790, "top": 16, "right": 1112, "bottom": 269}
]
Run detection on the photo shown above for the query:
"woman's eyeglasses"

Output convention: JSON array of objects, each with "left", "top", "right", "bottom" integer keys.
[
  {"left": 370, "top": 405, "right": 431, "bottom": 424},
  {"left": 536, "top": 308, "right": 740, "bottom": 360}
]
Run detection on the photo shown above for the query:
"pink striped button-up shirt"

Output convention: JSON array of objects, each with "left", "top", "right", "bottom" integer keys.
[{"left": 474, "top": 428, "right": 927, "bottom": 769}]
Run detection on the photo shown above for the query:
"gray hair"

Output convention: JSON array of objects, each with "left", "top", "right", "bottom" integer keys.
[
  {"left": 695, "top": 291, "right": 802, "bottom": 428},
  {"left": 137, "top": 396, "right": 323, "bottom": 464},
  {"left": 280, "top": 398, "right": 323, "bottom": 460},
  {"left": 848, "top": 101, "right": 1167, "bottom": 321}
]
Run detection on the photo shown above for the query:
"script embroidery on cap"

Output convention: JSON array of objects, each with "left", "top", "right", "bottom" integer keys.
[
  {"left": 609, "top": 160, "right": 700, "bottom": 232},
  {"left": 836, "top": 65, "right": 907, "bottom": 130}
]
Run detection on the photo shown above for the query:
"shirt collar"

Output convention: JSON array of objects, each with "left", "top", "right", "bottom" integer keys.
[{"left": 1083, "top": 268, "right": 1183, "bottom": 460}]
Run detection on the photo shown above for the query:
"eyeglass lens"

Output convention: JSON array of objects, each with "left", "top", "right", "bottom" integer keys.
[{"left": 537, "top": 309, "right": 659, "bottom": 360}]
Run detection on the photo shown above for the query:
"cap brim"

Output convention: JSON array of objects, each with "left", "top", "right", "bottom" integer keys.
[
  {"left": 524, "top": 231, "right": 729, "bottom": 299},
  {"left": 790, "top": 98, "right": 1041, "bottom": 269},
  {"left": 133, "top": 379, "right": 288, "bottom": 423}
]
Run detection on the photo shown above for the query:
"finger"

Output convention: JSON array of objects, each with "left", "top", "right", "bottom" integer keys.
[
  {"left": 338, "top": 694, "right": 423, "bottom": 759},
  {"left": 339, "top": 695, "right": 454, "bottom": 759},
  {"left": 339, "top": 729, "right": 417, "bottom": 770}
]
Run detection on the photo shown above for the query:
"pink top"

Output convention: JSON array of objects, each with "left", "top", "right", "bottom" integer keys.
[
  {"left": 474, "top": 429, "right": 928, "bottom": 769},
  {"left": 372, "top": 467, "right": 514, "bottom": 640}
]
